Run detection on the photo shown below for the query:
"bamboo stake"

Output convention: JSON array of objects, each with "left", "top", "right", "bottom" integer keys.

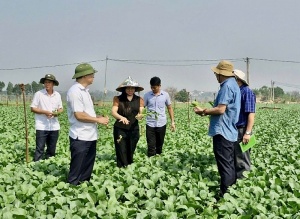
[{"left": 19, "top": 84, "right": 29, "bottom": 163}]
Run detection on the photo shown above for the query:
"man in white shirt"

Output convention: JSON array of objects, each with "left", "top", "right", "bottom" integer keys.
[
  {"left": 31, "top": 74, "right": 63, "bottom": 161},
  {"left": 67, "top": 63, "right": 109, "bottom": 185}
]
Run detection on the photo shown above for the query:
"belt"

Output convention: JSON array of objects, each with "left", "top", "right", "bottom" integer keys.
[{"left": 237, "top": 125, "right": 246, "bottom": 129}]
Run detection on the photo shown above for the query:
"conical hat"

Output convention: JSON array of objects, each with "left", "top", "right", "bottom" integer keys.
[{"left": 116, "top": 76, "right": 144, "bottom": 92}]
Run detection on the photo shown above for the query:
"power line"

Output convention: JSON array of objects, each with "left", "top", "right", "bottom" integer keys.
[
  {"left": 2, "top": 57, "right": 300, "bottom": 71},
  {"left": 108, "top": 58, "right": 243, "bottom": 62},
  {"left": 273, "top": 81, "right": 300, "bottom": 89},
  {"left": 250, "top": 58, "right": 300, "bottom": 64},
  {"left": 106, "top": 58, "right": 244, "bottom": 67},
  {"left": 0, "top": 58, "right": 244, "bottom": 70},
  {"left": 0, "top": 59, "right": 106, "bottom": 71}
]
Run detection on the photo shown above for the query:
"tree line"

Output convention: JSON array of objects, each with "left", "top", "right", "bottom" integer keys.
[
  {"left": 253, "top": 86, "right": 300, "bottom": 103},
  {"left": 0, "top": 81, "right": 44, "bottom": 95},
  {"left": 0, "top": 81, "right": 299, "bottom": 103}
]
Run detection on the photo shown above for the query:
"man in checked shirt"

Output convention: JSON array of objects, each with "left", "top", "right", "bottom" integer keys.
[{"left": 233, "top": 69, "right": 256, "bottom": 179}]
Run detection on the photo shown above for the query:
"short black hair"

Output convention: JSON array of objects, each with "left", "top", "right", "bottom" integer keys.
[{"left": 150, "top": 76, "right": 161, "bottom": 86}]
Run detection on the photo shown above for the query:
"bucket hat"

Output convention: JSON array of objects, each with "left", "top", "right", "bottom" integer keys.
[
  {"left": 72, "top": 63, "right": 98, "bottom": 79},
  {"left": 211, "top": 60, "right": 234, "bottom": 77},
  {"left": 39, "top": 74, "right": 59, "bottom": 86},
  {"left": 116, "top": 76, "right": 144, "bottom": 92},
  {"left": 233, "top": 69, "right": 248, "bottom": 86}
]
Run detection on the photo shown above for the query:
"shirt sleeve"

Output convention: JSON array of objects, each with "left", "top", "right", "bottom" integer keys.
[
  {"left": 57, "top": 93, "right": 63, "bottom": 109},
  {"left": 30, "top": 92, "right": 40, "bottom": 108},
  {"left": 67, "top": 90, "right": 85, "bottom": 112},
  {"left": 113, "top": 96, "right": 119, "bottom": 106},
  {"left": 244, "top": 89, "right": 256, "bottom": 113},
  {"left": 165, "top": 92, "right": 171, "bottom": 106},
  {"left": 216, "top": 85, "right": 233, "bottom": 105}
]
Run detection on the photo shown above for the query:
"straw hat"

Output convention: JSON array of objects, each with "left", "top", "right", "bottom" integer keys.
[
  {"left": 39, "top": 74, "right": 59, "bottom": 86},
  {"left": 233, "top": 69, "right": 248, "bottom": 86},
  {"left": 116, "top": 76, "right": 144, "bottom": 92},
  {"left": 211, "top": 60, "right": 234, "bottom": 77}
]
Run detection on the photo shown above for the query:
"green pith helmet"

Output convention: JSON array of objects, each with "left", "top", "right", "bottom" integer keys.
[
  {"left": 39, "top": 74, "right": 59, "bottom": 86},
  {"left": 72, "top": 63, "right": 98, "bottom": 79}
]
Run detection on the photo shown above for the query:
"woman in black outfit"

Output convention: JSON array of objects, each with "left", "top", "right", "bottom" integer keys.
[{"left": 111, "top": 76, "right": 144, "bottom": 167}]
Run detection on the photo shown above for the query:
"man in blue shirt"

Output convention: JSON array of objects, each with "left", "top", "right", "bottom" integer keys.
[
  {"left": 144, "top": 77, "right": 175, "bottom": 157},
  {"left": 194, "top": 60, "right": 241, "bottom": 198},
  {"left": 233, "top": 69, "right": 256, "bottom": 179}
]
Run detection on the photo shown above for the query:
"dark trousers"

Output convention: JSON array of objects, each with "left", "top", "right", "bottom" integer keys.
[
  {"left": 113, "top": 127, "right": 140, "bottom": 167},
  {"left": 234, "top": 127, "right": 251, "bottom": 179},
  {"left": 67, "top": 137, "right": 97, "bottom": 185},
  {"left": 34, "top": 130, "right": 59, "bottom": 161},
  {"left": 213, "top": 134, "right": 236, "bottom": 195},
  {"left": 146, "top": 125, "right": 166, "bottom": 157}
]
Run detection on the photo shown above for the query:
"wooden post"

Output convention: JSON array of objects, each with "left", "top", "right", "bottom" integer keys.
[{"left": 19, "top": 84, "right": 29, "bottom": 163}]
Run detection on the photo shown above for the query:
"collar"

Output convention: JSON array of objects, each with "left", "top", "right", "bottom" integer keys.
[
  {"left": 41, "top": 88, "right": 55, "bottom": 96},
  {"left": 151, "top": 90, "right": 163, "bottom": 96},
  {"left": 220, "top": 77, "right": 234, "bottom": 86},
  {"left": 240, "top": 84, "right": 248, "bottom": 89},
  {"left": 75, "top": 82, "right": 89, "bottom": 91}
]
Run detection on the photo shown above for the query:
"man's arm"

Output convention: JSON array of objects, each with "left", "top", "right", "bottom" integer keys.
[
  {"left": 245, "top": 112, "right": 255, "bottom": 134},
  {"left": 31, "top": 107, "right": 53, "bottom": 117},
  {"left": 194, "top": 104, "right": 226, "bottom": 116},
  {"left": 75, "top": 111, "right": 108, "bottom": 125},
  {"left": 167, "top": 105, "right": 175, "bottom": 131}
]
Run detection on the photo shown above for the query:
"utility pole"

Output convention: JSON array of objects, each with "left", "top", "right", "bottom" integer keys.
[
  {"left": 246, "top": 57, "right": 250, "bottom": 85},
  {"left": 103, "top": 56, "right": 108, "bottom": 105},
  {"left": 272, "top": 80, "right": 275, "bottom": 102},
  {"left": 270, "top": 80, "right": 275, "bottom": 102}
]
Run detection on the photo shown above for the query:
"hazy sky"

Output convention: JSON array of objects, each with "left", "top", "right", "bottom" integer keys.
[{"left": 1, "top": 0, "right": 300, "bottom": 93}]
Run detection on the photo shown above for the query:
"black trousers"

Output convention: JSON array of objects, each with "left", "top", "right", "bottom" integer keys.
[
  {"left": 146, "top": 125, "right": 166, "bottom": 157},
  {"left": 113, "top": 126, "right": 140, "bottom": 167},
  {"left": 213, "top": 134, "right": 236, "bottom": 195},
  {"left": 67, "top": 137, "right": 97, "bottom": 185},
  {"left": 234, "top": 127, "right": 251, "bottom": 179},
  {"left": 34, "top": 130, "right": 59, "bottom": 161}
]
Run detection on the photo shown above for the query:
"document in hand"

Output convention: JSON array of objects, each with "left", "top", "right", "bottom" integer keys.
[{"left": 240, "top": 135, "right": 256, "bottom": 152}]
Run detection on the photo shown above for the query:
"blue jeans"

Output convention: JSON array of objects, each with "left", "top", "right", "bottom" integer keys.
[
  {"left": 67, "top": 137, "right": 97, "bottom": 185},
  {"left": 34, "top": 130, "right": 59, "bottom": 161}
]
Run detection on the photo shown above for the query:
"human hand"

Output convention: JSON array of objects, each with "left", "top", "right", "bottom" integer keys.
[
  {"left": 52, "top": 110, "right": 61, "bottom": 117},
  {"left": 194, "top": 107, "right": 205, "bottom": 116},
  {"left": 135, "top": 113, "right": 143, "bottom": 120},
  {"left": 97, "top": 116, "right": 109, "bottom": 125},
  {"left": 119, "top": 116, "right": 130, "bottom": 125},
  {"left": 242, "top": 134, "right": 251, "bottom": 144},
  {"left": 46, "top": 111, "right": 54, "bottom": 118},
  {"left": 170, "top": 123, "right": 176, "bottom": 132}
]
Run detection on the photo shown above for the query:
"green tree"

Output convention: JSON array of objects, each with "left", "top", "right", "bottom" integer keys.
[
  {"left": 12, "top": 84, "right": 21, "bottom": 95},
  {"left": 274, "top": 86, "right": 284, "bottom": 99},
  {"left": 252, "top": 88, "right": 259, "bottom": 96},
  {"left": 175, "top": 89, "right": 189, "bottom": 102},
  {"left": 258, "top": 86, "right": 270, "bottom": 101},
  {"left": 25, "top": 84, "right": 33, "bottom": 95},
  {"left": 0, "top": 81, "right": 5, "bottom": 92},
  {"left": 31, "top": 81, "right": 43, "bottom": 93},
  {"left": 6, "top": 82, "right": 13, "bottom": 95}
]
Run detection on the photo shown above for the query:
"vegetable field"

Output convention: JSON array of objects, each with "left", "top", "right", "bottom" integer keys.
[{"left": 0, "top": 103, "right": 300, "bottom": 218}]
